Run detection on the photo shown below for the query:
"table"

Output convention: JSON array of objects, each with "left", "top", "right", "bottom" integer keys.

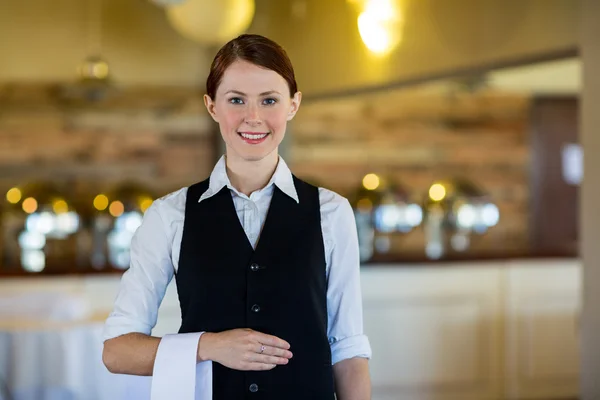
[{"left": 0, "top": 319, "right": 151, "bottom": 400}]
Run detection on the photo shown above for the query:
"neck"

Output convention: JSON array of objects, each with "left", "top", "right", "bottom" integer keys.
[{"left": 225, "top": 151, "right": 279, "bottom": 196}]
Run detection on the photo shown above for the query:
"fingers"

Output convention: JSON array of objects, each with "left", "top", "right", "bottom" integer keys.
[
  {"left": 252, "top": 332, "right": 290, "bottom": 350},
  {"left": 243, "top": 351, "right": 288, "bottom": 367},
  {"left": 239, "top": 348, "right": 285, "bottom": 371},
  {"left": 257, "top": 344, "right": 293, "bottom": 359},
  {"left": 246, "top": 362, "right": 277, "bottom": 371},
  {"left": 243, "top": 344, "right": 290, "bottom": 364},
  {"left": 231, "top": 329, "right": 293, "bottom": 371},
  {"left": 252, "top": 354, "right": 289, "bottom": 365}
]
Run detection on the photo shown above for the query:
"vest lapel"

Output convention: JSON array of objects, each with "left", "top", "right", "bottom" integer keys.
[
  {"left": 213, "top": 186, "right": 254, "bottom": 253},
  {"left": 254, "top": 185, "right": 302, "bottom": 262}
]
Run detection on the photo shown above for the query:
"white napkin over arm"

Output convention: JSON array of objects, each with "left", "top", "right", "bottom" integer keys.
[{"left": 151, "top": 332, "right": 213, "bottom": 400}]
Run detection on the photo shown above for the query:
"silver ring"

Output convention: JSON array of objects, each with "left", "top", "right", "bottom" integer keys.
[{"left": 260, "top": 345, "right": 266, "bottom": 354}]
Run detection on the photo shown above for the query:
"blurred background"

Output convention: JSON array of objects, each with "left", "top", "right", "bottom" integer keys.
[{"left": 0, "top": 0, "right": 596, "bottom": 399}]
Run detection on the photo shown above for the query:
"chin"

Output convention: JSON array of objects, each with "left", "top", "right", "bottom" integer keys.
[
  {"left": 240, "top": 151, "right": 273, "bottom": 163},
  {"left": 229, "top": 143, "right": 279, "bottom": 162}
]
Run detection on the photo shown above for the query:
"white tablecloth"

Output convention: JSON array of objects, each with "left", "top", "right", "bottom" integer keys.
[{"left": 0, "top": 321, "right": 153, "bottom": 400}]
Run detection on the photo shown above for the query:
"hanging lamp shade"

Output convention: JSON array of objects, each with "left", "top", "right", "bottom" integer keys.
[
  {"left": 166, "top": 0, "right": 255, "bottom": 46},
  {"left": 149, "top": 0, "right": 187, "bottom": 6}
]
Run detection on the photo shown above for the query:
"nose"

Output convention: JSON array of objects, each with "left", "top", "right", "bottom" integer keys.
[{"left": 244, "top": 104, "right": 262, "bottom": 126}]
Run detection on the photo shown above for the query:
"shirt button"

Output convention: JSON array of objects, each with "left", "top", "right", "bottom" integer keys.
[
  {"left": 250, "top": 263, "right": 260, "bottom": 272},
  {"left": 249, "top": 383, "right": 258, "bottom": 393},
  {"left": 251, "top": 304, "right": 261, "bottom": 313},
  {"left": 328, "top": 337, "right": 336, "bottom": 345}
]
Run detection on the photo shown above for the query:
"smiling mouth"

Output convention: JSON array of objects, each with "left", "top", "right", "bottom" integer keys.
[{"left": 238, "top": 132, "right": 270, "bottom": 140}]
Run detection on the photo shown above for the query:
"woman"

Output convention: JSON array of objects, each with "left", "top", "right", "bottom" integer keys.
[{"left": 102, "top": 34, "right": 372, "bottom": 400}]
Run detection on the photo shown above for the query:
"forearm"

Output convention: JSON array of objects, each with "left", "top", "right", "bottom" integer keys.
[
  {"left": 102, "top": 332, "right": 162, "bottom": 376},
  {"left": 333, "top": 357, "right": 371, "bottom": 400}
]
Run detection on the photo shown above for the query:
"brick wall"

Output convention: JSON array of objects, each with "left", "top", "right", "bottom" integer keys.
[
  {"left": 289, "top": 89, "right": 531, "bottom": 257},
  {"left": 0, "top": 83, "right": 216, "bottom": 198},
  {"left": 0, "top": 83, "right": 532, "bottom": 261}
]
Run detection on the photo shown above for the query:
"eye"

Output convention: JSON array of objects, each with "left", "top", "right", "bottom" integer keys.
[
  {"left": 228, "top": 97, "right": 244, "bottom": 105},
  {"left": 262, "top": 98, "right": 277, "bottom": 106}
]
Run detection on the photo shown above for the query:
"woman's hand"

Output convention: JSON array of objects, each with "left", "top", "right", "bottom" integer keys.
[{"left": 197, "top": 328, "right": 293, "bottom": 371}]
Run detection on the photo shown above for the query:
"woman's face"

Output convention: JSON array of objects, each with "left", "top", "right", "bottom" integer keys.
[{"left": 204, "top": 59, "right": 302, "bottom": 163}]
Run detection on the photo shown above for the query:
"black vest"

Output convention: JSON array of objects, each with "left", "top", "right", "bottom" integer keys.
[{"left": 175, "top": 176, "right": 335, "bottom": 400}]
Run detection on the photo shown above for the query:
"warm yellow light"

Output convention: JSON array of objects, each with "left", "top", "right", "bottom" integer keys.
[
  {"left": 6, "top": 187, "right": 22, "bottom": 204},
  {"left": 22, "top": 197, "right": 38, "bottom": 214},
  {"left": 92, "top": 62, "right": 109, "bottom": 79},
  {"left": 362, "top": 173, "right": 380, "bottom": 190},
  {"left": 140, "top": 197, "right": 153, "bottom": 213},
  {"left": 52, "top": 199, "right": 69, "bottom": 214},
  {"left": 93, "top": 194, "right": 109, "bottom": 211},
  {"left": 78, "top": 56, "right": 110, "bottom": 81},
  {"left": 429, "top": 183, "right": 446, "bottom": 202},
  {"left": 166, "top": 0, "right": 255, "bottom": 46},
  {"left": 109, "top": 201, "right": 125, "bottom": 217},
  {"left": 357, "top": 0, "right": 403, "bottom": 55},
  {"left": 356, "top": 198, "right": 373, "bottom": 212}
]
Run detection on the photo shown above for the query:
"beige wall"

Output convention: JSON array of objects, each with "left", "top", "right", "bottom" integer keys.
[
  {"left": 267, "top": 0, "right": 579, "bottom": 96},
  {"left": 0, "top": 0, "right": 579, "bottom": 96},
  {"left": 0, "top": 0, "right": 211, "bottom": 86}
]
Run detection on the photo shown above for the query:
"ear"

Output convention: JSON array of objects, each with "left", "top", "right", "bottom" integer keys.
[
  {"left": 204, "top": 94, "right": 219, "bottom": 122},
  {"left": 287, "top": 91, "right": 302, "bottom": 121}
]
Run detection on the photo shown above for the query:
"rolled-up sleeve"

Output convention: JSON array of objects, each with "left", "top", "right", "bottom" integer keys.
[
  {"left": 102, "top": 200, "right": 175, "bottom": 341},
  {"left": 322, "top": 193, "right": 372, "bottom": 365}
]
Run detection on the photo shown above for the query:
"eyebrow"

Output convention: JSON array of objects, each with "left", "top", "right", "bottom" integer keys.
[{"left": 224, "top": 90, "right": 282, "bottom": 96}]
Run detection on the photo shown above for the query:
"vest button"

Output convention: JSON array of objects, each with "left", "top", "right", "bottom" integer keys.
[
  {"left": 250, "top": 263, "right": 260, "bottom": 271},
  {"left": 251, "top": 304, "right": 261, "bottom": 313},
  {"left": 249, "top": 383, "right": 258, "bottom": 393}
]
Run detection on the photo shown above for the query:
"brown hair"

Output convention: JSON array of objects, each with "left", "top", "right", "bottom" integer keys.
[{"left": 206, "top": 34, "right": 298, "bottom": 99}]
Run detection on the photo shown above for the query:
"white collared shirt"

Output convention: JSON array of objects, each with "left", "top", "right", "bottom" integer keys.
[{"left": 103, "top": 156, "right": 372, "bottom": 399}]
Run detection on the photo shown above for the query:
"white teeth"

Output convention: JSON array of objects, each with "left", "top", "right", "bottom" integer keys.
[{"left": 240, "top": 132, "right": 268, "bottom": 140}]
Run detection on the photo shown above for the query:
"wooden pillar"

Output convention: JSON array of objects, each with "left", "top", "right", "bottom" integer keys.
[{"left": 580, "top": 0, "right": 600, "bottom": 397}]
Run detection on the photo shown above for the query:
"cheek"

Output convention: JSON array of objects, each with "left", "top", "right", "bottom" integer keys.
[
  {"left": 264, "top": 108, "right": 289, "bottom": 132},
  {"left": 220, "top": 109, "right": 245, "bottom": 130}
]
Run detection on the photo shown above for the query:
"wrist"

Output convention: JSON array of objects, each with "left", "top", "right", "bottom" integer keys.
[{"left": 197, "top": 332, "right": 214, "bottom": 362}]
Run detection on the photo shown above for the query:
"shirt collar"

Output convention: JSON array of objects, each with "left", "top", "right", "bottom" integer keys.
[{"left": 198, "top": 155, "right": 299, "bottom": 204}]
